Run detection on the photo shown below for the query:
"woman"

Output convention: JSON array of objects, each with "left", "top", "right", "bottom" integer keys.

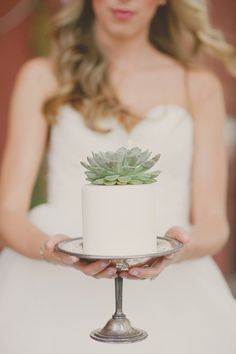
[{"left": 0, "top": 0, "right": 236, "bottom": 353}]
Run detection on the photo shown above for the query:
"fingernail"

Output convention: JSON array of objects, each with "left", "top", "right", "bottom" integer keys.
[
  {"left": 45, "top": 240, "right": 54, "bottom": 249},
  {"left": 183, "top": 234, "right": 189, "bottom": 242},
  {"left": 70, "top": 256, "right": 78, "bottom": 263},
  {"left": 130, "top": 270, "right": 139, "bottom": 276},
  {"left": 108, "top": 269, "right": 115, "bottom": 276},
  {"left": 101, "top": 261, "right": 109, "bottom": 268}
]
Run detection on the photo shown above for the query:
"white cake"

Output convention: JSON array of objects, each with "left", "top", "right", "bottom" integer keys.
[{"left": 81, "top": 182, "right": 158, "bottom": 256}]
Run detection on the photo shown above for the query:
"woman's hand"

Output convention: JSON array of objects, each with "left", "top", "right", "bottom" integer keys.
[
  {"left": 119, "top": 226, "right": 190, "bottom": 280},
  {"left": 41, "top": 234, "right": 118, "bottom": 279}
]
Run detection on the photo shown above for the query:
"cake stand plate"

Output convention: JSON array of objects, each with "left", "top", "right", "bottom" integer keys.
[
  {"left": 56, "top": 236, "right": 183, "bottom": 344},
  {"left": 56, "top": 236, "right": 182, "bottom": 268}
]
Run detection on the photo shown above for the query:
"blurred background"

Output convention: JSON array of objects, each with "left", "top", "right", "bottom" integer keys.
[{"left": 0, "top": 0, "right": 236, "bottom": 293}]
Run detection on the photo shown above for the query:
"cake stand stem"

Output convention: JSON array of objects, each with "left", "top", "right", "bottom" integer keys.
[
  {"left": 90, "top": 268, "right": 148, "bottom": 343},
  {"left": 113, "top": 274, "right": 125, "bottom": 319}
]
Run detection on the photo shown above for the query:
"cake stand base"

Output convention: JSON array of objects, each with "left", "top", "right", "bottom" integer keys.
[
  {"left": 90, "top": 316, "right": 148, "bottom": 343},
  {"left": 90, "top": 275, "right": 148, "bottom": 344}
]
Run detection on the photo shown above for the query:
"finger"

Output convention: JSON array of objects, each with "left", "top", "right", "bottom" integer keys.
[
  {"left": 127, "top": 259, "right": 170, "bottom": 279},
  {"left": 150, "top": 257, "right": 172, "bottom": 274},
  {"left": 74, "top": 259, "right": 111, "bottom": 276},
  {"left": 93, "top": 266, "right": 117, "bottom": 279},
  {"left": 119, "top": 272, "right": 145, "bottom": 280},
  {"left": 165, "top": 252, "right": 177, "bottom": 260},
  {"left": 45, "top": 234, "right": 70, "bottom": 251},
  {"left": 43, "top": 249, "right": 62, "bottom": 264},
  {"left": 57, "top": 253, "right": 79, "bottom": 265},
  {"left": 128, "top": 267, "right": 158, "bottom": 279},
  {"left": 165, "top": 226, "right": 190, "bottom": 244},
  {"left": 119, "top": 260, "right": 163, "bottom": 280},
  {"left": 144, "top": 256, "right": 164, "bottom": 267}
]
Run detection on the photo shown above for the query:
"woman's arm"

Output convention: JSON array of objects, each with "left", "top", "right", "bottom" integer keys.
[
  {"left": 120, "top": 70, "right": 230, "bottom": 280},
  {"left": 0, "top": 58, "right": 119, "bottom": 278},
  {"left": 0, "top": 58, "right": 57, "bottom": 259},
  {"left": 180, "top": 69, "right": 230, "bottom": 260}
]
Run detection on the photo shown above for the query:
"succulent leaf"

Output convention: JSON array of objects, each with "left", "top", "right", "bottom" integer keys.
[
  {"left": 118, "top": 175, "right": 132, "bottom": 183},
  {"left": 129, "top": 179, "right": 143, "bottom": 185},
  {"left": 80, "top": 146, "right": 161, "bottom": 185},
  {"left": 104, "top": 175, "right": 120, "bottom": 181},
  {"left": 104, "top": 180, "right": 117, "bottom": 185},
  {"left": 93, "top": 178, "right": 105, "bottom": 185}
]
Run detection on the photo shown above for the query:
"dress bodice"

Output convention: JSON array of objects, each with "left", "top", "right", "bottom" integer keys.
[{"left": 46, "top": 104, "right": 194, "bottom": 236}]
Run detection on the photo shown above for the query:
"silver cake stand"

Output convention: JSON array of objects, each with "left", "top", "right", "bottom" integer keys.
[{"left": 56, "top": 236, "right": 183, "bottom": 344}]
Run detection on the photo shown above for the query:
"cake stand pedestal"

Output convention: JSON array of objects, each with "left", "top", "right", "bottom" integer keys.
[
  {"left": 90, "top": 260, "right": 148, "bottom": 343},
  {"left": 57, "top": 236, "right": 182, "bottom": 344}
]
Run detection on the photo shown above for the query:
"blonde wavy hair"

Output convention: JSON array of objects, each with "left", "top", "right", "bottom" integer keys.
[{"left": 43, "top": 0, "right": 236, "bottom": 133}]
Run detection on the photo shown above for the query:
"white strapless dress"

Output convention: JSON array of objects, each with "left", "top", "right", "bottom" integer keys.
[{"left": 0, "top": 105, "right": 236, "bottom": 354}]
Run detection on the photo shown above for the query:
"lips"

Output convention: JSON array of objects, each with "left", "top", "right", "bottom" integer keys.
[{"left": 111, "top": 8, "right": 135, "bottom": 21}]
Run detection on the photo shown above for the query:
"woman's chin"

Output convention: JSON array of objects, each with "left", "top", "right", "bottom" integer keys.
[{"left": 105, "top": 26, "right": 140, "bottom": 40}]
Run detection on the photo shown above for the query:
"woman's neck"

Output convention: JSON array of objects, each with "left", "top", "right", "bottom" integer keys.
[{"left": 93, "top": 21, "right": 158, "bottom": 71}]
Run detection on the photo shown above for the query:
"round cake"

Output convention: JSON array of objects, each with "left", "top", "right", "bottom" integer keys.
[{"left": 81, "top": 182, "right": 158, "bottom": 256}]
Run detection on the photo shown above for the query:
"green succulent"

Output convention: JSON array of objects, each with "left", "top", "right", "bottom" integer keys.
[{"left": 80, "top": 146, "right": 161, "bottom": 185}]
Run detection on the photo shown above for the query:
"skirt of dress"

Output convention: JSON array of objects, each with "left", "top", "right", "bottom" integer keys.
[{"left": 0, "top": 203, "right": 236, "bottom": 354}]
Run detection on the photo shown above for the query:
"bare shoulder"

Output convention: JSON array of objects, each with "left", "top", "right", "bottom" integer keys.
[
  {"left": 18, "top": 56, "right": 56, "bottom": 83},
  {"left": 16, "top": 56, "right": 58, "bottom": 99},
  {"left": 187, "top": 67, "right": 224, "bottom": 112}
]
